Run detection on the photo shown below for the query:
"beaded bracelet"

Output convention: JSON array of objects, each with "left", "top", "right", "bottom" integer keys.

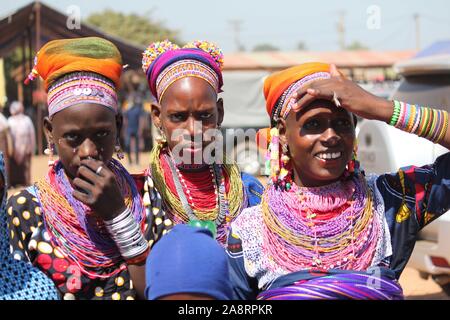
[
  {"left": 389, "top": 100, "right": 449, "bottom": 144},
  {"left": 390, "top": 100, "right": 401, "bottom": 126},
  {"left": 104, "top": 207, "right": 149, "bottom": 262}
]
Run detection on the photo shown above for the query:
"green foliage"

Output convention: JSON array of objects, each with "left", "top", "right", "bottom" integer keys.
[
  {"left": 85, "top": 9, "right": 181, "bottom": 47},
  {"left": 346, "top": 41, "right": 369, "bottom": 51},
  {"left": 252, "top": 43, "right": 280, "bottom": 52},
  {"left": 297, "top": 42, "right": 308, "bottom": 50}
]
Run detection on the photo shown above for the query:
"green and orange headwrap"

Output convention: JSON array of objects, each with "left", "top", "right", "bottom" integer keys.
[{"left": 25, "top": 37, "right": 123, "bottom": 118}]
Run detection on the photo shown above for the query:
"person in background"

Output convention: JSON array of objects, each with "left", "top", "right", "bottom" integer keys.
[
  {"left": 7, "top": 101, "right": 35, "bottom": 187},
  {"left": 0, "top": 107, "right": 11, "bottom": 179},
  {"left": 124, "top": 92, "right": 145, "bottom": 166}
]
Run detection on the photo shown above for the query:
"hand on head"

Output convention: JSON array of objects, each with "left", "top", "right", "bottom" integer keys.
[{"left": 291, "top": 64, "right": 386, "bottom": 121}]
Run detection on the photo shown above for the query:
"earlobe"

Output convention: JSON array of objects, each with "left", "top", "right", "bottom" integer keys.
[
  {"left": 217, "top": 98, "right": 224, "bottom": 126},
  {"left": 116, "top": 114, "right": 124, "bottom": 137},
  {"left": 278, "top": 118, "right": 288, "bottom": 145},
  {"left": 43, "top": 117, "right": 54, "bottom": 144},
  {"left": 151, "top": 103, "right": 162, "bottom": 129}
]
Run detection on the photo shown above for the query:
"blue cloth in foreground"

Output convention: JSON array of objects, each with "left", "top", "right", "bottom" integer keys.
[
  {"left": 0, "top": 152, "right": 59, "bottom": 300},
  {"left": 145, "top": 224, "right": 233, "bottom": 300}
]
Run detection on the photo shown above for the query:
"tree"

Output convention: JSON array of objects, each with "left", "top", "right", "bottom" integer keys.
[
  {"left": 252, "top": 44, "right": 279, "bottom": 52},
  {"left": 85, "top": 9, "right": 181, "bottom": 47},
  {"left": 297, "top": 42, "right": 308, "bottom": 50},
  {"left": 346, "top": 41, "right": 369, "bottom": 51}
]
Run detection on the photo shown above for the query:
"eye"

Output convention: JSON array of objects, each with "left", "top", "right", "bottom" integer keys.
[
  {"left": 63, "top": 133, "right": 80, "bottom": 142},
  {"left": 303, "top": 119, "right": 320, "bottom": 130},
  {"left": 96, "top": 130, "right": 110, "bottom": 138},
  {"left": 199, "top": 112, "right": 213, "bottom": 120},
  {"left": 336, "top": 118, "right": 352, "bottom": 128},
  {"left": 169, "top": 113, "right": 186, "bottom": 122}
]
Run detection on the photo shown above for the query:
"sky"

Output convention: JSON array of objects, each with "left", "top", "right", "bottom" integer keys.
[{"left": 1, "top": 0, "right": 449, "bottom": 54}]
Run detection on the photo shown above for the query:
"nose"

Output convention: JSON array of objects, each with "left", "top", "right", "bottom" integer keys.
[
  {"left": 186, "top": 117, "right": 203, "bottom": 142},
  {"left": 77, "top": 138, "right": 99, "bottom": 160},
  {"left": 321, "top": 127, "right": 340, "bottom": 147}
]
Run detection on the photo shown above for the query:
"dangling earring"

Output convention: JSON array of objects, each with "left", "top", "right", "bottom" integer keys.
[
  {"left": 269, "top": 127, "right": 280, "bottom": 185},
  {"left": 279, "top": 143, "right": 293, "bottom": 191},
  {"left": 115, "top": 139, "right": 125, "bottom": 160},
  {"left": 44, "top": 143, "right": 55, "bottom": 167},
  {"left": 346, "top": 139, "right": 360, "bottom": 176},
  {"left": 156, "top": 127, "right": 167, "bottom": 145}
]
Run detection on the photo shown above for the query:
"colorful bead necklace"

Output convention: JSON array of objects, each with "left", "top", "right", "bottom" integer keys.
[
  {"left": 149, "top": 143, "right": 246, "bottom": 244},
  {"left": 261, "top": 174, "right": 381, "bottom": 272},
  {"left": 36, "top": 159, "right": 145, "bottom": 278}
]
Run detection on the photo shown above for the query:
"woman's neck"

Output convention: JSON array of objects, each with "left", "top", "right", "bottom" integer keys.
[{"left": 293, "top": 170, "right": 342, "bottom": 188}]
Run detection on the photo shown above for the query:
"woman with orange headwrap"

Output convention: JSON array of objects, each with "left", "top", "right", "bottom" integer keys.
[
  {"left": 7, "top": 37, "right": 149, "bottom": 300},
  {"left": 226, "top": 63, "right": 450, "bottom": 300}
]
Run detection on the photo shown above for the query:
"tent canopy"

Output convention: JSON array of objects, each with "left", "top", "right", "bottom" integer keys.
[{"left": 0, "top": 1, "right": 144, "bottom": 70}]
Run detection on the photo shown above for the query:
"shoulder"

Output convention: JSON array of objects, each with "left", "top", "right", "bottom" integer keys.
[
  {"left": 240, "top": 173, "right": 264, "bottom": 198},
  {"left": 7, "top": 188, "right": 42, "bottom": 231},
  {"left": 8, "top": 188, "right": 40, "bottom": 209},
  {"left": 231, "top": 205, "right": 263, "bottom": 239}
]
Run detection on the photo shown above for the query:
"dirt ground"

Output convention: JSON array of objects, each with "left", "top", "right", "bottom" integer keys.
[{"left": 8, "top": 154, "right": 449, "bottom": 300}]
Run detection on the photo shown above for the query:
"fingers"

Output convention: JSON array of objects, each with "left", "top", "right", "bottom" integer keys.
[
  {"left": 72, "top": 177, "right": 94, "bottom": 196},
  {"left": 329, "top": 63, "right": 340, "bottom": 77},
  {"left": 77, "top": 165, "right": 100, "bottom": 185},
  {"left": 292, "top": 93, "right": 320, "bottom": 112},
  {"left": 72, "top": 188, "right": 92, "bottom": 205},
  {"left": 79, "top": 158, "right": 104, "bottom": 174}
]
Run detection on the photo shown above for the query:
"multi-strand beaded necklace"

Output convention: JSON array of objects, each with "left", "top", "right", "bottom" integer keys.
[
  {"left": 261, "top": 174, "right": 381, "bottom": 272},
  {"left": 149, "top": 144, "right": 245, "bottom": 243},
  {"left": 36, "top": 159, "right": 145, "bottom": 278}
]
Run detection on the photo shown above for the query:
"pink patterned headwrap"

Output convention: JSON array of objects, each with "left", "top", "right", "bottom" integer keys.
[{"left": 142, "top": 40, "right": 224, "bottom": 103}]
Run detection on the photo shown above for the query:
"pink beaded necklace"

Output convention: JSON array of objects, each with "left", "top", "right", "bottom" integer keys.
[{"left": 261, "top": 174, "right": 381, "bottom": 272}]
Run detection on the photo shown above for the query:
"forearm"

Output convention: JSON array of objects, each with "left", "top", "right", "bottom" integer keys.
[
  {"left": 383, "top": 100, "right": 450, "bottom": 150},
  {"left": 128, "top": 262, "right": 146, "bottom": 299}
]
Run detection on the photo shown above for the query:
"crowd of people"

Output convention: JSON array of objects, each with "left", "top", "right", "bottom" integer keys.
[{"left": 0, "top": 36, "right": 449, "bottom": 300}]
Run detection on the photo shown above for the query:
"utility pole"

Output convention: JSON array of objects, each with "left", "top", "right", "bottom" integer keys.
[
  {"left": 229, "top": 19, "right": 244, "bottom": 52},
  {"left": 414, "top": 13, "right": 421, "bottom": 51},
  {"left": 336, "top": 11, "right": 346, "bottom": 50}
]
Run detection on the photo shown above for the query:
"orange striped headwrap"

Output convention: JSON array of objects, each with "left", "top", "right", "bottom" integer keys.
[{"left": 25, "top": 37, "right": 123, "bottom": 118}]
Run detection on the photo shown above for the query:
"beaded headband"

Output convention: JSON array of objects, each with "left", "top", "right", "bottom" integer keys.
[
  {"left": 271, "top": 72, "right": 331, "bottom": 126},
  {"left": 47, "top": 74, "right": 118, "bottom": 118},
  {"left": 156, "top": 59, "right": 219, "bottom": 102},
  {"left": 142, "top": 40, "right": 224, "bottom": 103}
]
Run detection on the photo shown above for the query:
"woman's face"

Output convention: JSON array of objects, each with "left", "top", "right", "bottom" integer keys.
[
  {"left": 44, "top": 104, "right": 122, "bottom": 181},
  {"left": 281, "top": 99, "right": 355, "bottom": 187},
  {"left": 152, "top": 77, "right": 224, "bottom": 164}
]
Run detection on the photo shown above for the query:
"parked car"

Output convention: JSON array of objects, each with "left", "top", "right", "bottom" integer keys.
[{"left": 357, "top": 43, "right": 450, "bottom": 295}]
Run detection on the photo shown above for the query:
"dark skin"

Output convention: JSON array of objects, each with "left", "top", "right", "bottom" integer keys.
[
  {"left": 278, "top": 99, "right": 356, "bottom": 187},
  {"left": 43, "top": 103, "right": 146, "bottom": 299},
  {"left": 151, "top": 77, "right": 224, "bottom": 163}
]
